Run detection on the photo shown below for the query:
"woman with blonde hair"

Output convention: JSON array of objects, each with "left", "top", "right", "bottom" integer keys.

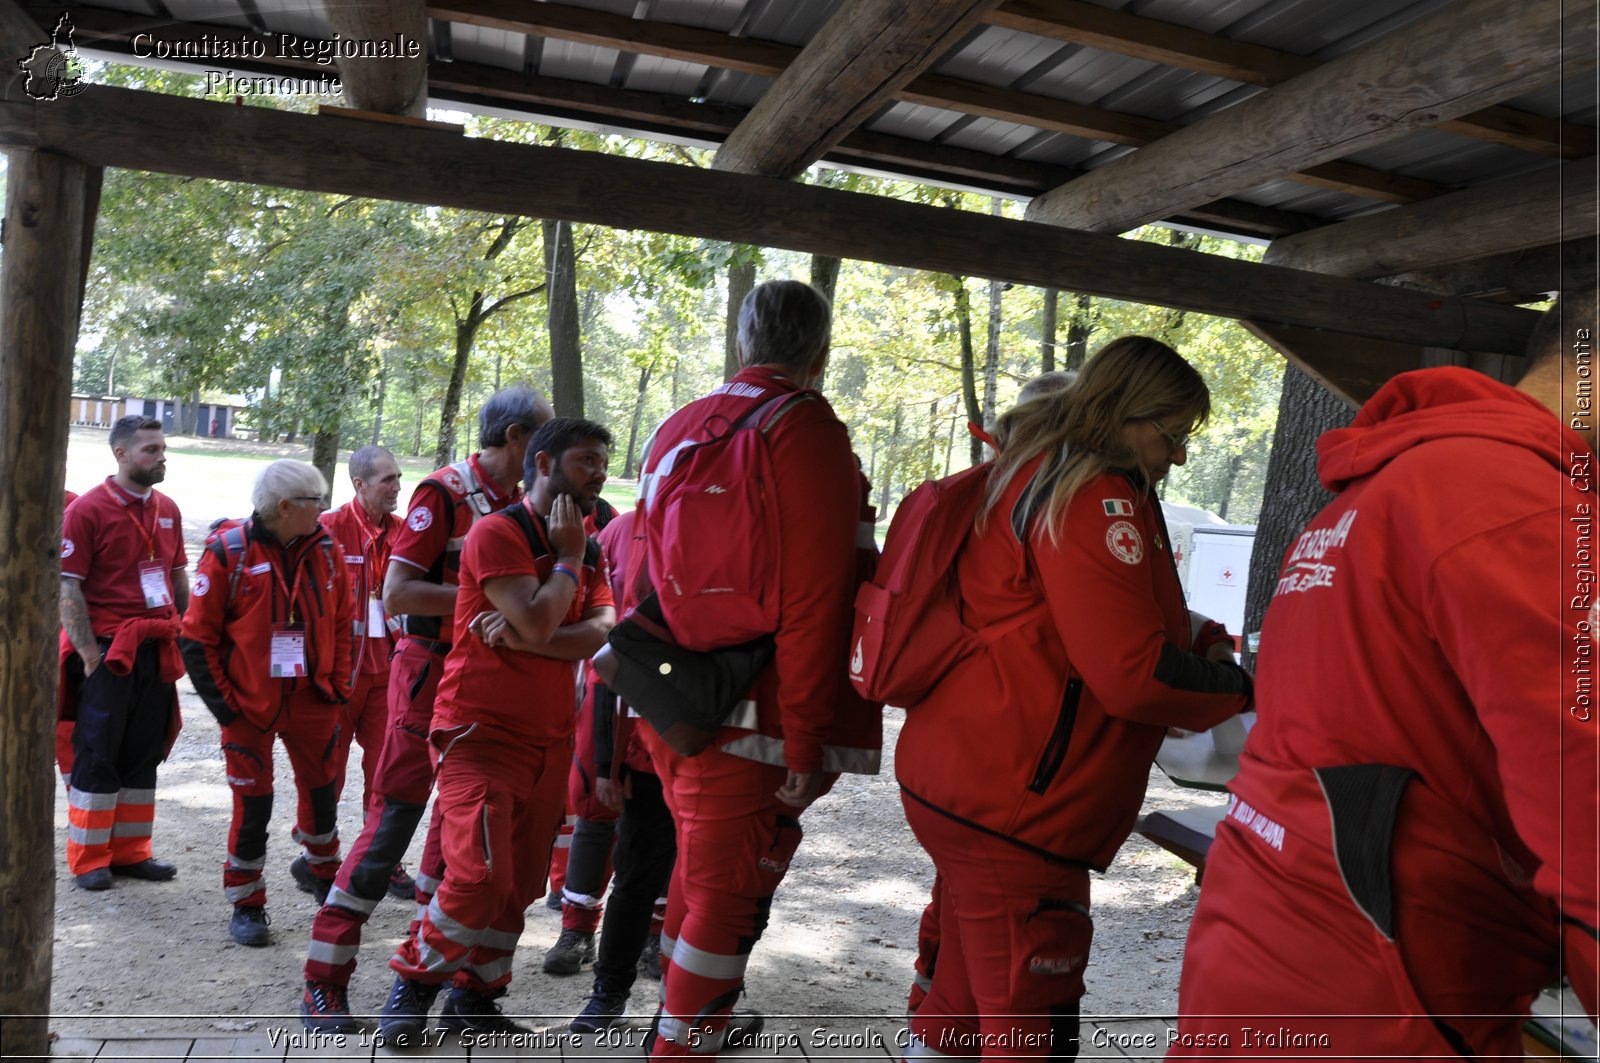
[{"left": 896, "top": 336, "right": 1251, "bottom": 1059}]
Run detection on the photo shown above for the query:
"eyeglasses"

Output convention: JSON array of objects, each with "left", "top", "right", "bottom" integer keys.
[
  {"left": 1150, "top": 422, "right": 1190, "bottom": 451},
  {"left": 289, "top": 495, "right": 324, "bottom": 505}
]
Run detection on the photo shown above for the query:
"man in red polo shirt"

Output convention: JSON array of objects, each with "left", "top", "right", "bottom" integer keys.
[
  {"left": 60, "top": 415, "right": 188, "bottom": 891},
  {"left": 379, "top": 417, "right": 615, "bottom": 1042},
  {"left": 300, "top": 385, "right": 551, "bottom": 1032},
  {"left": 320, "top": 446, "right": 403, "bottom": 837}
]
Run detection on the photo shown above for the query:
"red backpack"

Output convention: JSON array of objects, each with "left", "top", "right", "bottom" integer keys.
[
  {"left": 641, "top": 389, "right": 815, "bottom": 652},
  {"left": 848, "top": 463, "right": 1047, "bottom": 706}
]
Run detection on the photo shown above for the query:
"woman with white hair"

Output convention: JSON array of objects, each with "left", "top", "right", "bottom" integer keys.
[{"left": 180, "top": 459, "right": 355, "bottom": 947}]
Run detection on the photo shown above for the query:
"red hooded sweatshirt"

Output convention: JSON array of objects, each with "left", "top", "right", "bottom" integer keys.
[{"left": 1175, "top": 367, "right": 1599, "bottom": 1059}]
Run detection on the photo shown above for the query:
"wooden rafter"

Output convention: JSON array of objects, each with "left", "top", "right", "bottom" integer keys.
[
  {"left": 420, "top": 0, "right": 1448, "bottom": 203},
  {"left": 0, "top": 84, "right": 1539, "bottom": 355},
  {"left": 987, "top": 0, "right": 1597, "bottom": 160},
  {"left": 45, "top": 5, "right": 1321, "bottom": 237},
  {"left": 325, "top": 0, "right": 429, "bottom": 117},
  {"left": 1264, "top": 157, "right": 1600, "bottom": 279},
  {"left": 1384, "top": 240, "right": 1598, "bottom": 301},
  {"left": 1024, "top": 0, "right": 1597, "bottom": 234}
]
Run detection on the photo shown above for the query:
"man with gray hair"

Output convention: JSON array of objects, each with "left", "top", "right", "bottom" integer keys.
[
  {"left": 301, "top": 385, "right": 552, "bottom": 1032},
  {"left": 635, "top": 280, "right": 882, "bottom": 1061},
  {"left": 180, "top": 459, "right": 354, "bottom": 947}
]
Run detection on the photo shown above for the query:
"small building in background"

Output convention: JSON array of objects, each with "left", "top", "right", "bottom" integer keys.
[{"left": 69, "top": 395, "right": 244, "bottom": 439}]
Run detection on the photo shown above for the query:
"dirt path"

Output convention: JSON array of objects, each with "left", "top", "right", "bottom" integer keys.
[{"left": 49, "top": 697, "right": 1218, "bottom": 1040}]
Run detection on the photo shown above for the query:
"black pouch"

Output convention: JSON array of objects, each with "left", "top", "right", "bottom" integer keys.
[{"left": 592, "top": 593, "right": 774, "bottom": 757}]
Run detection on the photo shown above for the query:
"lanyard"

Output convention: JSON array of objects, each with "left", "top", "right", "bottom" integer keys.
[
  {"left": 267, "top": 550, "right": 303, "bottom": 626},
  {"left": 104, "top": 482, "right": 160, "bottom": 561}
]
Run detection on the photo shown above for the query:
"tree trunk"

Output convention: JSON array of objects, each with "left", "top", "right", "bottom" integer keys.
[
  {"left": 725, "top": 255, "right": 757, "bottom": 381},
  {"left": 624, "top": 360, "right": 655, "bottom": 479},
  {"left": 950, "top": 277, "right": 982, "bottom": 466},
  {"left": 544, "top": 219, "right": 583, "bottom": 417},
  {"left": 877, "top": 403, "right": 902, "bottom": 515},
  {"left": 811, "top": 252, "right": 841, "bottom": 305},
  {"left": 1065, "top": 292, "right": 1092, "bottom": 371},
  {"left": 435, "top": 316, "right": 476, "bottom": 469},
  {"left": 1217, "top": 450, "right": 1244, "bottom": 522},
  {"left": 983, "top": 276, "right": 1002, "bottom": 432},
  {"left": 312, "top": 425, "right": 340, "bottom": 504},
  {"left": 1241, "top": 363, "right": 1356, "bottom": 670},
  {"left": 371, "top": 355, "right": 386, "bottom": 446},
  {"left": 1040, "top": 288, "right": 1058, "bottom": 372}
]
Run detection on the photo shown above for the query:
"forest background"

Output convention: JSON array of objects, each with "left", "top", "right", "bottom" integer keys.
[{"left": 27, "top": 62, "right": 1292, "bottom": 531}]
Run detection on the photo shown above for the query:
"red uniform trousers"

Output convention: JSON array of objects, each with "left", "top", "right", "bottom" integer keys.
[
  {"left": 649, "top": 744, "right": 805, "bottom": 1061},
  {"left": 220, "top": 687, "right": 343, "bottom": 908},
  {"left": 902, "top": 797, "right": 1090, "bottom": 1061},
  {"left": 332, "top": 668, "right": 389, "bottom": 816},
  {"left": 304, "top": 638, "right": 447, "bottom": 987},
  {"left": 66, "top": 643, "right": 175, "bottom": 874},
  {"left": 389, "top": 732, "right": 567, "bottom": 993},
  {"left": 908, "top": 874, "right": 944, "bottom": 1015}
]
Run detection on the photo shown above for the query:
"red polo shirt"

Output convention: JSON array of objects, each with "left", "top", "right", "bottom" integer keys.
[
  {"left": 62, "top": 478, "right": 188, "bottom": 637},
  {"left": 431, "top": 503, "right": 613, "bottom": 744}
]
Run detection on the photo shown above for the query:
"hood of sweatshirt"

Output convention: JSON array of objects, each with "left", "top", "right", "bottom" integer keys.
[{"left": 1316, "top": 366, "right": 1589, "bottom": 494}]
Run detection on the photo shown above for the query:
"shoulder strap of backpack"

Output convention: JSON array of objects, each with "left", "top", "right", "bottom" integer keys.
[
  {"left": 746, "top": 388, "right": 818, "bottom": 436},
  {"left": 450, "top": 458, "right": 494, "bottom": 519},
  {"left": 503, "top": 503, "right": 552, "bottom": 560},
  {"left": 204, "top": 523, "right": 253, "bottom": 608}
]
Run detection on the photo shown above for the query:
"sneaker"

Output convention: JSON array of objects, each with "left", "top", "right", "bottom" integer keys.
[
  {"left": 376, "top": 975, "right": 441, "bottom": 1046},
  {"left": 229, "top": 905, "right": 272, "bottom": 947},
  {"left": 542, "top": 928, "right": 595, "bottom": 975},
  {"left": 110, "top": 857, "right": 177, "bottom": 881},
  {"left": 301, "top": 980, "right": 361, "bottom": 1034},
  {"left": 724, "top": 1009, "right": 766, "bottom": 1053},
  {"left": 387, "top": 863, "right": 417, "bottom": 900},
  {"left": 569, "top": 983, "right": 628, "bottom": 1034},
  {"left": 638, "top": 934, "right": 663, "bottom": 980},
  {"left": 437, "top": 987, "right": 530, "bottom": 1036},
  {"left": 73, "top": 867, "right": 114, "bottom": 891},
  {"left": 290, "top": 855, "right": 331, "bottom": 905}
]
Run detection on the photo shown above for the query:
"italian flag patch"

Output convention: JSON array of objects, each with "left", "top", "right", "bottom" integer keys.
[{"left": 1102, "top": 498, "right": 1134, "bottom": 517}]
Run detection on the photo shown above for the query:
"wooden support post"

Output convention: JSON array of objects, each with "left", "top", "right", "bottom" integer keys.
[{"left": 0, "top": 146, "right": 91, "bottom": 1058}]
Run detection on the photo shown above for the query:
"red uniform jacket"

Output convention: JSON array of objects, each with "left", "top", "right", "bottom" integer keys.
[
  {"left": 180, "top": 518, "right": 355, "bottom": 731},
  {"left": 1177, "top": 368, "right": 1600, "bottom": 1057},
  {"left": 896, "top": 460, "right": 1250, "bottom": 870},
  {"left": 639, "top": 365, "right": 881, "bottom": 776},
  {"left": 322, "top": 499, "right": 399, "bottom": 680}
]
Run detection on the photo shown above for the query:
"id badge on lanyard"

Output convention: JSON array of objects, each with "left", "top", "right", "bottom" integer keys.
[
  {"left": 270, "top": 626, "right": 307, "bottom": 678},
  {"left": 138, "top": 560, "right": 173, "bottom": 609},
  {"left": 367, "top": 595, "right": 386, "bottom": 638}
]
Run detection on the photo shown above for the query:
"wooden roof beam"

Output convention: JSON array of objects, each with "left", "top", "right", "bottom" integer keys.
[
  {"left": 711, "top": 0, "right": 1003, "bottom": 179},
  {"left": 987, "top": 0, "right": 1596, "bottom": 159},
  {"left": 326, "top": 0, "right": 428, "bottom": 117},
  {"left": 0, "top": 84, "right": 1538, "bottom": 356},
  {"left": 1264, "top": 157, "right": 1600, "bottom": 278},
  {"left": 425, "top": 0, "right": 1448, "bottom": 203},
  {"left": 1024, "top": 0, "right": 1597, "bottom": 234},
  {"left": 1383, "top": 240, "right": 1598, "bottom": 302}
]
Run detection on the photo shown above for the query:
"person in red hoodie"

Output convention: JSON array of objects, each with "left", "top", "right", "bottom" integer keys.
[
  {"left": 379, "top": 417, "right": 615, "bottom": 1042},
  {"left": 59, "top": 416, "right": 188, "bottom": 890},
  {"left": 1172, "top": 289, "right": 1600, "bottom": 1059},
  {"left": 895, "top": 336, "right": 1251, "bottom": 1059},
  {"left": 638, "top": 279, "right": 882, "bottom": 1061},
  {"left": 320, "top": 446, "right": 403, "bottom": 840},
  {"left": 180, "top": 459, "right": 354, "bottom": 947}
]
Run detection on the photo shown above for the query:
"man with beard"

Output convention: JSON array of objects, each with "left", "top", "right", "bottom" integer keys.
[
  {"left": 60, "top": 415, "right": 189, "bottom": 890},
  {"left": 379, "top": 418, "right": 616, "bottom": 1041}
]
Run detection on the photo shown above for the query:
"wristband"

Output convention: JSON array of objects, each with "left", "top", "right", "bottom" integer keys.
[{"left": 551, "top": 564, "right": 579, "bottom": 587}]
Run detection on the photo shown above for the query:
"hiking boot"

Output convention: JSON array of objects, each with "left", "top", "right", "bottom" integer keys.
[
  {"left": 229, "top": 905, "right": 272, "bottom": 947},
  {"left": 387, "top": 863, "right": 416, "bottom": 900},
  {"left": 542, "top": 928, "right": 595, "bottom": 975},
  {"left": 545, "top": 890, "right": 564, "bottom": 911},
  {"left": 111, "top": 857, "right": 177, "bottom": 881},
  {"left": 638, "top": 934, "right": 663, "bottom": 980},
  {"left": 73, "top": 867, "right": 113, "bottom": 891},
  {"left": 301, "top": 980, "right": 361, "bottom": 1034},
  {"left": 724, "top": 1009, "right": 766, "bottom": 1053},
  {"left": 438, "top": 987, "right": 530, "bottom": 1035},
  {"left": 376, "top": 975, "right": 441, "bottom": 1046},
  {"left": 290, "top": 855, "right": 331, "bottom": 905},
  {"left": 569, "top": 981, "right": 629, "bottom": 1034}
]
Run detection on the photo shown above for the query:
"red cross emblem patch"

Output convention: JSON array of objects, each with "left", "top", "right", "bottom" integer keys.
[{"left": 1106, "top": 520, "right": 1143, "bottom": 565}]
